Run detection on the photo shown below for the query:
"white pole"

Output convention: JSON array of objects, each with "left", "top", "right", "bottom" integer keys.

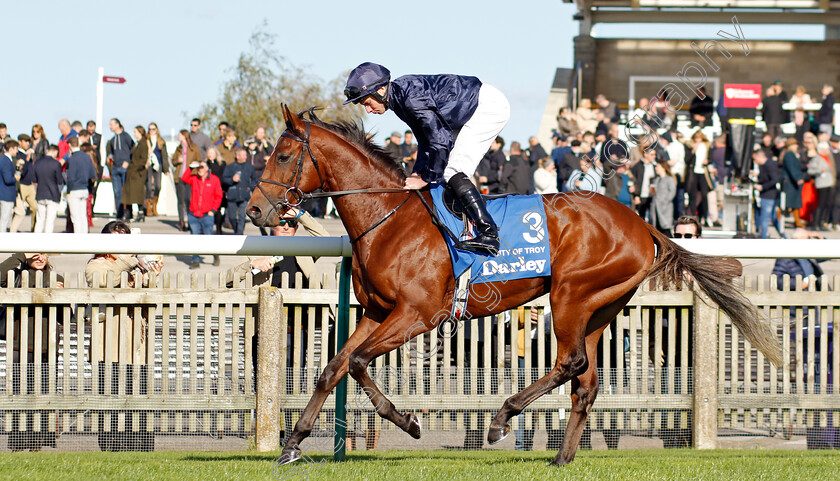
[
  {"left": 672, "top": 239, "right": 840, "bottom": 259},
  {"left": 96, "top": 67, "right": 104, "bottom": 162},
  {"left": 0, "top": 233, "right": 353, "bottom": 257},
  {"left": 0, "top": 234, "right": 835, "bottom": 259}
]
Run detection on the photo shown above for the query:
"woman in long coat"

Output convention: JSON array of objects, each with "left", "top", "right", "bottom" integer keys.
[
  {"left": 650, "top": 161, "right": 677, "bottom": 236},
  {"left": 781, "top": 137, "right": 805, "bottom": 227},
  {"left": 122, "top": 126, "right": 149, "bottom": 222},
  {"left": 144, "top": 122, "right": 170, "bottom": 216}
]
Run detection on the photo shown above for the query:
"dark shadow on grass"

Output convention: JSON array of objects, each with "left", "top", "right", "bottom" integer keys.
[
  {"left": 183, "top": 454, "right": 281, "bottom": 462},
  {"left": 183, "top": 450, "right": 554, "bottom": 465},
  {"left": 345, "top": 451, "right": 558, "bottom": 466}
]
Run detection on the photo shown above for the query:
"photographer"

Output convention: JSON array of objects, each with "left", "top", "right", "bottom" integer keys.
[
  {"left": 85, "top": 220, "right": 161, "bottom": 452},
  {"left": 85, "top": 220, "right": 163, "bottom": 363},
  {"left": 225, "top": 207, "right": 332, "bottom": 409},
  {"left": 0, "top": 252, "right": 64, "bottom": 451},
  {"left": 1, "top": 252, "right": 64, "bottom": 365}
]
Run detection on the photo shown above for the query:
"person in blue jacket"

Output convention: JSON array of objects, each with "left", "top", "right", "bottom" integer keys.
[
  {"left": 343, "top": 62, "right": 510, "bottom": 255},
  {"left": 223, "top": 147, "right": 257, "bottom": 235},
  {"left": 64, "top": 137, "right": 98, "bottom": 234}
]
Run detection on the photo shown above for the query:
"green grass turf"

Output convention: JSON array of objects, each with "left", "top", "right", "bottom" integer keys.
[{"left": 1, "top": 449, "right": 840, "bottom": 481}]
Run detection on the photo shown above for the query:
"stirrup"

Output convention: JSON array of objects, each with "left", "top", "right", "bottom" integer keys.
[{"left": 456, "top": 236, "right": 499, "bottom": 256}]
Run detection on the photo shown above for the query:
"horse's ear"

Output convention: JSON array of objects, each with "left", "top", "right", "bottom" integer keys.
[
  {"left": 283, "top": 104, "right": 304, "bottom": 136},
  {"left": 281, "top": 103, "right": 292, "bottom": 126}
]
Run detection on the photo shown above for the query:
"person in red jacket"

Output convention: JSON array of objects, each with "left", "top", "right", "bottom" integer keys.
[{"left": 181, "top": 160, "right": 222, "bottom": 268}]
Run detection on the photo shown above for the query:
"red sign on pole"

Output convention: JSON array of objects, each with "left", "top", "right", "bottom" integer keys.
[
  {"left": 723, "top": 84, "right": 762, "bottom": 109},
  {"left": 102, "top": 76, "right": 126, "bottom": 84}
]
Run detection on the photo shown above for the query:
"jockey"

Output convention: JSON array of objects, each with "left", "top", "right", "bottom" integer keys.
[{"left": 343, "top": 62, "right": 510, "bottom": 256}]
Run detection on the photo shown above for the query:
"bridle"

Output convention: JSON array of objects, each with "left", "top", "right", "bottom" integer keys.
[
  {"left": 254, "top": 121, "right": 411, "bottom": 243},
  {"left": 254, "top": 122, "right": 321, "bottom": 222}
]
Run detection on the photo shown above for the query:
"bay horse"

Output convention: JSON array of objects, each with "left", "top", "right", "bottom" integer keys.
[{"left": 247, "top": 105, "right": 781, "bottom": 466}]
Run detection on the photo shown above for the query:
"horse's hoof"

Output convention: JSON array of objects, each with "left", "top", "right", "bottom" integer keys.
[
  {"left": 486, "top": 424, "right": 510, "bottom": 445},
  {"left": 406, "top": 413, "right": 422, "bottom": 439},
  {"left": 549, "top": 455, "right": 573, "bottom": 466},
  {"left": 274, "top": 446, "right": 302, "bottom": 466}
]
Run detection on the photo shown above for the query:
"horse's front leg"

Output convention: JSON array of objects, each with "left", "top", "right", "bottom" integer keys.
[
  {"left": 347, "top": 307, "right": 427, "bottom": 439},
  {"left": 279, "top": 315, "right": 378, "bottom": 464}
]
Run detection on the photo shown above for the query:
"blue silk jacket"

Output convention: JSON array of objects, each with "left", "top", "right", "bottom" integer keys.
[{"left": 388, "top": 74, "right": 482, "bottom": 182}]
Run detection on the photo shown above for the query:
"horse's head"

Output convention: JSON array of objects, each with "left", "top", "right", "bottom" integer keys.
[{"left": 247, "top": 105, "right": 325, "bottom": 227}]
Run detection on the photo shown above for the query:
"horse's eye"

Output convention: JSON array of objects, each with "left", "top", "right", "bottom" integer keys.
[{"left": 277, "top": 153, "right": 291, "bottom": 163}]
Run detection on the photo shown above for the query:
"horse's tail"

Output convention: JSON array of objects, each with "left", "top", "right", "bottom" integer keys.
[{"left": 643, "top": 223, "right": 782, "bottom": 366}]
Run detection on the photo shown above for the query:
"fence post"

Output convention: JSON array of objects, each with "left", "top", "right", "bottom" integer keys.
[
  {"left": 256, "top": 286, "right": 285, "bottom": 452},
  {"left": 693, "top": 290, "right": 718, "bottom": 449},
  {"left": 334, "top": 256, "right": 352, "bottom": 461}
]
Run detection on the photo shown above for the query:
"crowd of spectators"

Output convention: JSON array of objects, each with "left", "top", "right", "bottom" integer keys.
[
  {"left": 0, "top": 81, "right": 836, "bottom": 244},
  {"left": 0, "top": 117, "right": 281, "bottom": 267},
  {"left": 469, "top": 82, "right": 837, "bottom": 238}
]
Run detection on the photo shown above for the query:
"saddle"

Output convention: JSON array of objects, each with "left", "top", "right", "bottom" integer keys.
[
  {"left": 424, "top": 184, "right": 553, "bottom": 320},
  {"left": 426, "top": 184, "right": 551, "bottom": 280}
]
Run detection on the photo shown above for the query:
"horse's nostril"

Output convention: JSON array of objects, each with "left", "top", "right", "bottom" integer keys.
[{"left": 247, "top": 206, "right": 261, "bottom": 220}]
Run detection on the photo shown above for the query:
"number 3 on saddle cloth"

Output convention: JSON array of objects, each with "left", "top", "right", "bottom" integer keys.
[{"left": 429, "top": 184, "right": 552, "bottom": 318}]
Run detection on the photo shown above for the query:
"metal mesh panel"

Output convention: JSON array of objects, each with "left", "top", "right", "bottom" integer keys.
[
  {"left": 718, "top": 276, "right": 840, "bottom": 449},
  {"left": 280, "top": 300, "right": 696, "bottom": 452},
  {"left": 0, "top": 271, "right": 255, "bottom": 452}
]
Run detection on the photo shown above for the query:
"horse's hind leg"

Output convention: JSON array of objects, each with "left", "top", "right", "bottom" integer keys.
[
  {"left": 486, "top": 359, "right": 573, "bottom": 445},
  {"left": 551, "top": 288, "right": 638, "bottom": 466},
  {"left": 550, "top": 324, "right": 606, "bottom": 466},
  {"left": 347, "top": 310, "right": 427, "bottom": 439},
  {"left": 487, "top": 300, "right": 592, "bottom": 445},
  {"left": 279, "top": 315, "right": 378, "bottom": 463}
]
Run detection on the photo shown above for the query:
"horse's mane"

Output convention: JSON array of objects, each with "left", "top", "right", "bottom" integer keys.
[{"left": 299, "top": 108, "right": 407, "bottom": 181}]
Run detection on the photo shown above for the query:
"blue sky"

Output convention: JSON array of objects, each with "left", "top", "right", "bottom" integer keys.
[{"left": 1, "top": 1, "right": 826, "bottom": 146}]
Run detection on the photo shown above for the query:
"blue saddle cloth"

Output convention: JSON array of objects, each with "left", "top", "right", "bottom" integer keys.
[{"left": 429, "top": 184, "right": 552, "bottom": 285}]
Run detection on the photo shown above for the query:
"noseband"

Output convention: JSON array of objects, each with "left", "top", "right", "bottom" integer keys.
[{"left": 255, "top": 120, "right": 411, "bottom": 243}]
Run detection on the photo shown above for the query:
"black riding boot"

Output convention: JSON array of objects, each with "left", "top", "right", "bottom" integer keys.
[{"left": 447, "top": 173, "right": 499, "bottom": 256}]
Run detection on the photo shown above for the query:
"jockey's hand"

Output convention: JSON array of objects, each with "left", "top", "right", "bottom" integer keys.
[
  {"left": 282, "top": 207, "right": 300, "bottom": 219},
  {"left": 404, "top": 174, "right": 428, "bottom": 190}
]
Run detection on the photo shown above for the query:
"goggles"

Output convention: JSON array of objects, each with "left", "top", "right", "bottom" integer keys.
[
  {"left": 343, "top": 76, "right": 389, "bottom": 103},
  {"left": 343, "top": 86, "right": 365, "bottom": 102}
]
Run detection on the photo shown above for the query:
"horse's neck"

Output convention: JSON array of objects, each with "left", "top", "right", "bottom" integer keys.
[{"left": 317, "top": 141, "right": 408, "bottom": 243}]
